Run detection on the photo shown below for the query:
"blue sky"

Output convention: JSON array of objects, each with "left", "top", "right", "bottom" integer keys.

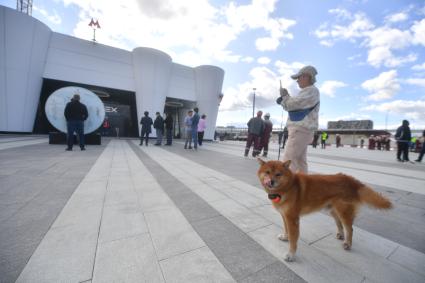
[{"left": 2, "top": 0, "right": 425, "bottom": 130}]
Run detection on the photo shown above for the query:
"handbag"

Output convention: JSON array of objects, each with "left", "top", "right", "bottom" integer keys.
[{"left": 288, "top": 102, "right": 319, "bottom": 122}]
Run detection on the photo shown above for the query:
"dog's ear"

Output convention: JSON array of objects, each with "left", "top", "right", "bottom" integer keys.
[
  {"left": 257, "top": 158, "right": 266, "bottom": 165},
  {"left": 282, "top": 160, "right": 291, "bottom": 169}
]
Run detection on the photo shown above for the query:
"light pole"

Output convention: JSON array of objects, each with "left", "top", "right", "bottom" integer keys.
[
  {"left": 385, "top": 111, "right": 389, "bottom": 130},
  {"left": 252, "top": 88, "right": 256, "bottom": 117}
]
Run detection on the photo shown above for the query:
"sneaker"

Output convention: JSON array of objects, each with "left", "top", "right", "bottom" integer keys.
[
  {"left": 154, "top": 144, "right": 161, "bottom": 146},
  {"left": 415, "top": 159, "right": 422, "bottom": 162},
  {"left": 188, "top": 147, "right": 192, "bottom": 149},
  {"left": 184, "top": 146, "right": 187, "bottom": 149},
  {"left": 65, "top": 148, "right": 72, "bottom": 151},
  {"left": 397, "top": 158, "right": 403, "bottom": 162},
  {"left": 80, "top": 147, "right": 86, "bottom": 151}
]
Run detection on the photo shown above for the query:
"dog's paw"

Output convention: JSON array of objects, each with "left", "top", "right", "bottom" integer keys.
[
  {"left": 284, "top": 252, "right": 296, "bottom": 262},
  {"left": 343, "top": 242, "right": 351, "bottom": 250},
  {"left": 336, "top": 232, "right": 344, "bottom": 240},
  {"left": 277, "top": 233, "right": 288, "bottom": 241}
]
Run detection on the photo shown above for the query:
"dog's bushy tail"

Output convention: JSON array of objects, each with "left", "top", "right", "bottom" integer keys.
[{"left": 358, "top": 186, "right": 392, "bottom": 209}]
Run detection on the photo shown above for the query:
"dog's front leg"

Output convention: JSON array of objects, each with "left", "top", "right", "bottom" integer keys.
[
  {"left": 278, "top": 213, "right": 288, "bottom": 241},
  {"left": 284, "top": 214, "right": 299, "bottom": 262}
]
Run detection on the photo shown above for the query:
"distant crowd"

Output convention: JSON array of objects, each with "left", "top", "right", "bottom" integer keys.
[{"left": 138, "top": 108, "right": 207, "bottom": 150}]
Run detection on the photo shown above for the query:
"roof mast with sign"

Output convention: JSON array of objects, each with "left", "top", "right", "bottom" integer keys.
[
  {"left": 16, "top": 0, "right": 33, "bottom": 15},
  {"left": 88, "top": 18, "right": 101, "bottom": 42}
]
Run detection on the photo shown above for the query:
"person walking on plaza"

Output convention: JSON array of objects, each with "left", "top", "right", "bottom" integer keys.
[
  {"left": 244, "top": 111, "right": 264, "bottom": 157},
  {"left": 184, "top": 110, "right": 193, "bottom": 149},
  {"left": 101, "top": 116, "right": 111, "bottom": 136},
  {"left": 415, "top": 129, "right": 425, "bottom": 162},
  {"left": 140, "top": 111, "right": 153, "bottom": 146},
  {"left": 368, "top": 135, "right": 376, "bottom": 150},
  {"left": 321, "top": 131, "right": 327, "bottom": 149},
  {"left": 260, "top": 113, "right": 273, "bottom": 157},
  {"left": 312, "top": 131, "right": 319, "bottom": 148},
  {"left": 198, "top": 114, "right": 207, "bottom": 146},
  {"left": 336, "top": 134, "right": 341, "bottom": 148},
  {"left": 191, "top": 107, "right": 200, "bottom": 149},
  {"left": 395, "top": 120, "right": 411, "bottom": 162},
  {"left": 164, "top": 112, "right": 173, "bottom": 145},
  {"left": 64, "top": 94, "right": 88, "bottom": 151},
  {"left": 276, "top": 65, "right": 320, "bottom": 173},
  {"left": 153, "top": 112, "right": 164, "bottom": 146},
  {"left": 282, "top": 126, "right": 288, "bottom": 149}
]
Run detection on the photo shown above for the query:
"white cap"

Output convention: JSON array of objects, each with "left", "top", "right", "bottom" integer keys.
[
  {"left": 291, "top": 65, "right": 318, "bottom": 83},
  {"left": 264, "top": 113, "right": 270, "bottom": 117}
]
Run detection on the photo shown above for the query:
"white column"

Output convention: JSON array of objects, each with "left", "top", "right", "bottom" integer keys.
[
  {"left": 194, "top": 65, "right": 224, "bottom": 140},
  {"left": 132, "top": 47, "right": 172, "bottom": 135},
  {"left": 0, "top": 6, "right": 51, "bottom": 132}
]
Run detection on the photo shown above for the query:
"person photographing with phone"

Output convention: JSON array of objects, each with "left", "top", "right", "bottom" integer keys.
[{"left": 276, "top": 65, "right": 320, "bottom": 173}]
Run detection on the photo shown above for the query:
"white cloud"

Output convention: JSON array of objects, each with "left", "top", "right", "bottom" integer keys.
[
  {"left": 319, "top": 81, "right": 348, "bottom": 97},
  {"left": 33, "top": 5, "right": 62, "bottom": 24},
  {"left": 329, "top": 8, "right": 352, "bottom": 20},
  {"left": 61, "top": 0, "right": 296, "bottom": 65},
  {"left": 319, "top": 40, "right": 334, "bottom": 47},
  {"left": 315, "top": 10, "right": 374, "bottom": 44},
  {"left": 411, "top": 19, "right": 425, "bottom": 46},
  {"left": 361, "top": 70, "right": 400, "bottom": 101},
  {"left": 385, "top": 12, "right": 408, "bottom": 24},
  {"left": 257, "top": 56, "right": 271, "bottom": 65},
  {"left": 256, "top": 37, "right": 279, "bottom": 51},
  {"left": 225, "top": 1, "right": 296, "bottom": 52},
  {"left": 242, "top": 56, "right": 254, "bottom": 63},
  {"left": 219, "top": 66, "right": 279, "bottom": 112},
  {"left": 362, "top": 100, "right": 425, "bottom": 121},
  {"left": 412, "top": 62, "right": 425, "bottom": 70},
  {"left": 404, "top": 78, "right": 425, "bottom": 88},
  {"left": 314, "top": 9, "right": 420, "bottom": 68},
  {"left": 347, "top": 54, "right": 361, "bottom": 61},
  {"left": 220, "top": 61, "right": 313, "bottom": 112},
  {"left": 366, "top": 27, "right": 416, "bottom": 67}
]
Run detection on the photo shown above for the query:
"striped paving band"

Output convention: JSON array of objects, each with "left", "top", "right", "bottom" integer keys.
[{"left": 128, "top": 141, "right": 305, "bottom": 282}]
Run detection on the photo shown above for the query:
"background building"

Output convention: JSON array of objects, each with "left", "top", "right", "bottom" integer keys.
[
  {"left": 328, "top": 120, "right": 374, "bottom": 130},
  {"left": 0, "top": 5, "right": 224, "bottom": 139}
]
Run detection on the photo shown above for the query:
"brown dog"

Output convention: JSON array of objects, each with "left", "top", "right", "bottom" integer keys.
[{"left": 257, "top": 159, "right": 392, "bottom": 262}]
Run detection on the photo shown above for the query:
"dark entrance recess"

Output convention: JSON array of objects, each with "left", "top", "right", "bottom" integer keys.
[
  {"left": 33, "top": 78, "right": 139, "bottom": 137},
  {"left": 164, "top": 97, "right": 196, "bottom": 139}
]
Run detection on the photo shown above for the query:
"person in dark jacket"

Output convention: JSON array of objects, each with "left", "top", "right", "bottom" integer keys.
[
  {"left": 244, "top": 111, "right": 264, "bottom": 157},
  {"left": 64, "top": 94, "right": 88, "bottom": 151},
  {"left": 191, "top": 107, "right": 200, "bottom": 149},
  {"left": 395, "top": 120, "right": 411, "bottom": 162},
  {"left": 260, "top": 113, "right": 273, "bottom": 157},
  {"left": 282, "top": 126, "right": 289, "bottom": 149},
  {"left": 164, "top": 112, "right": 173, "bottom": 145},
  {"left": 140, "top": 111, "right": 153, "bottom": 146},
  {"left": 153, "top": 112, "right": 164, "bottom": 145},
  {"left": 312, "top": 131, "right": 319, "bottom": 148}
]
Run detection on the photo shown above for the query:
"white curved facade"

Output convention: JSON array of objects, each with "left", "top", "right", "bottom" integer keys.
[{"left": 0, "top": 6, "right": 224, "bottom": 139}]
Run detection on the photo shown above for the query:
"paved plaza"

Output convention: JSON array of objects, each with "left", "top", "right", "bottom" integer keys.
[{"left": 0, "top": 135, "right": 424, "bottom": 283}]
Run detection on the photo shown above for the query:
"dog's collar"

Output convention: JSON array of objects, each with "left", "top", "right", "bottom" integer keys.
[{"left": 268, "top": 194, "right": 282, "bottom": 203}]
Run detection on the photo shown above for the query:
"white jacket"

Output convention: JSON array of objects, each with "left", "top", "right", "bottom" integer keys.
[{"left": 279, "top": 85, "right": 320, "bottom": 131}]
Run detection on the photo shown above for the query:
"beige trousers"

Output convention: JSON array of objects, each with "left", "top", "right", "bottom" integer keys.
[{"left": 282, "top": 126, "right": 314, "bottom": 174}]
